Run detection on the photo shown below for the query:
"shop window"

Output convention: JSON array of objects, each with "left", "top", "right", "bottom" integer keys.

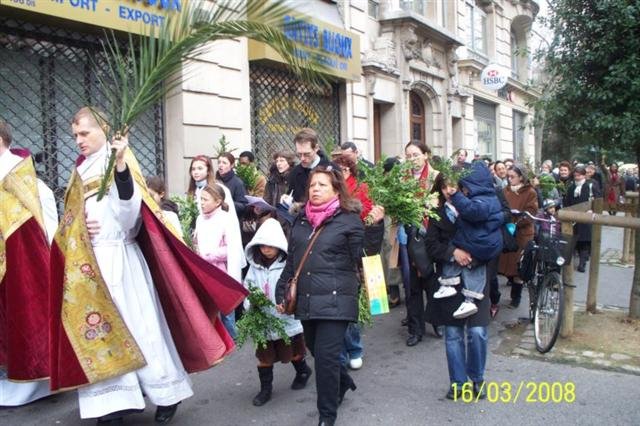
[
  {"left": 474, "top": 99, "right": 496, "bottom": 160},
  {"left": 249, "top": 64, "right": 340, "bottom": 174},
  {"left": 0, "top": 16, "right": 164, "bottom": 204},
  {"left": 410, "top": 92, "right": 425, "bottom": 144}
]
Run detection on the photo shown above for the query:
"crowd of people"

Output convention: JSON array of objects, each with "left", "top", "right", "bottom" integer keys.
[{"left": 1, "top": 113, "right": 634, "bottom": 425}]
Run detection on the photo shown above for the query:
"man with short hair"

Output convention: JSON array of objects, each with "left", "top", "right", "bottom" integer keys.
[
  {"left": 341, "top": 141, "right": 374, "bottom": 169},
  {"left": 238, "top": 150, "right": 267, "bottom": 197},
  {"left": 49, "top": 107, "right": 247, "bottom": 424},
  {"left": 503, "top": 158, "right": 514, "bottom": 169},
  {"left": 0, "top": 119, "right": 57, "bottom": 406},
  {"left": 454, "top": 148, "right": 471, "bottom": 170},
  {"left": 286, "top": 128, "right": 335, "bottom": 203},
  {"left": 493, "top": 160, "right": 508, "bottom": 189}
]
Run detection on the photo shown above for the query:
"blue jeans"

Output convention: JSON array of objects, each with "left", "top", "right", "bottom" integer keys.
[
  {"left": 442, "top": 262, "right": 486, "bottom": 300},
  {"left": 444, "top": 325, "right": 487, "bottom": 386},
  {"left": 221, "top": 311, "right": 237, "bottom": 340},
  {"left": 340, "top": 323, "right": 363, "bottom": 366}
]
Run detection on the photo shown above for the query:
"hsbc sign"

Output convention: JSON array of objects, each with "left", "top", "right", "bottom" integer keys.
[{"left": 481, "top": 64, "right": 508, "bottom": 91}]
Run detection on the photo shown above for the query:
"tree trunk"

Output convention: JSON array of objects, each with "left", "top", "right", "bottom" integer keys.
[{"left": 629, "top": 145, "right": 640, "bottom": 318}]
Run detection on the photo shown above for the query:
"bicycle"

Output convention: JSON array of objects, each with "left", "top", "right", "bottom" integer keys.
[{"left": 513, "top": 209, "right": 570, "bottom": 353}]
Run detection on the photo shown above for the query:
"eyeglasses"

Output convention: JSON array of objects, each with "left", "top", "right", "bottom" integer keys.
[
  {"left": 406, "top": 153, "right": 424, "bottom": 159},
  {"left": 296, "top": 151, "right": 314, "bottom": 158}
]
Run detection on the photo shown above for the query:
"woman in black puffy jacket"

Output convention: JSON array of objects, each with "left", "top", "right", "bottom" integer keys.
[{"left": 276, "top": 166, "right": 364, "bottom": 426}]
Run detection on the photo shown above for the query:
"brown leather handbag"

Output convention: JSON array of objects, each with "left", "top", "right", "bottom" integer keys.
[{"left": 284, "top": 226, "right": 325, "bottom": 315}]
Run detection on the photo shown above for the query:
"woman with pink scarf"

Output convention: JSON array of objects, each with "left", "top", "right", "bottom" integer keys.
[{"left": 276, "top": 166, "right": 364, "bottom": 426}]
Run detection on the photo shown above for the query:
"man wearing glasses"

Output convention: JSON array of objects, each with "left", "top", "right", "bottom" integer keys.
[{"left": 283, "top": 128, "right": 336, "bottom": 204}]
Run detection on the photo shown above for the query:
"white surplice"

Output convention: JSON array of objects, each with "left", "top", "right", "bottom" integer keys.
[
  {"left": 76, "top": 145, "right": 193, "bottom": 419},
  {"left": 0, "top": 150, "right": 55, "bottom": 406}
]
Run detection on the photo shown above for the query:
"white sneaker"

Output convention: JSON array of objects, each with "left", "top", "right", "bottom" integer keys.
[
  {"left": 349, "top": 357, "right": 363, "bottom": 370},
  {"left": 453, "top": 301, "right": 478, "bottom": 319},
  {"left": 434, "top": 286, "right": 457, "bottom": 299}
]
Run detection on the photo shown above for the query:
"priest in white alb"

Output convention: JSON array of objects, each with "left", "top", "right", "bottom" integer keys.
[{"left": 49, "top": 108, "right": 247, "bottom": 424}]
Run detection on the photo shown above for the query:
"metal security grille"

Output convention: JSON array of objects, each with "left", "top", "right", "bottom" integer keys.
[
  {"left": 0, "top": 16, "right": 164, "bottom": 203},
  {"left": 249, "top": 64, "right": 340, "bottom": 173}
]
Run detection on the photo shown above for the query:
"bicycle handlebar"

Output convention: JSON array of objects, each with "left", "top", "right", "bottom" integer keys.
[{"left": 510, "top": 209, "right": 557, "bottom": 224}]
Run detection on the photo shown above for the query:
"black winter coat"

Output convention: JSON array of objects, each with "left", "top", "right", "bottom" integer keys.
[
  {"left": 217, "top": 170, "right": 248, "bottom": 216},
  {"left": 287, "top": 151, "right": 335, "bottom": 202},
  {"left": 425, "top": 205, "right": 490, "bottom": 328},
  {"left": 563, "top": 179, "right": 601, "bottom": 242},
  {"left": 264, "top": 166, "right": 290, "bottom": 207},
  {"left": 275, "top": 209, "right": 364, "bottom": 322}
]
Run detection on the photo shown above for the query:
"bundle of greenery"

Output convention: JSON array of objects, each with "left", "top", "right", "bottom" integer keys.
[
  {"left": 236, "top": 284, "right": 290, "bottom": 350},
  {"left": 360, "top": 158, "right": 439, "bottom": 226}
]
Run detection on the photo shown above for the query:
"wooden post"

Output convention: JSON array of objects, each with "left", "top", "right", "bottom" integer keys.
[
  {"left": 623, "top": 217, "right": 632, "bottom": 263},
  {"left": 586, "top": 198, "right": 603, "bottom": 314},
  {"left": 623, "top": 192, "right": 638, "bottom": 263},
  {"left": 631, "top": 202, "right": 636, "bottom": 258},
  {"left": 625, "top": 191, "right": 640, "bottom": 263},
  {"left": 560, "top": 221, "right": 575, "bottom": 337}
]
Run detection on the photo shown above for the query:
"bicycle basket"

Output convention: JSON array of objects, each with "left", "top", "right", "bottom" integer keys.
[{"left": 537, "top": 234, "right": 575, "bottom": 265}]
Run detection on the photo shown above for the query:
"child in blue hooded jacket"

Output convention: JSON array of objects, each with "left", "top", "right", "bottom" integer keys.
[{"left": 434, "top": 162, "right": 504, "bottom": 319}]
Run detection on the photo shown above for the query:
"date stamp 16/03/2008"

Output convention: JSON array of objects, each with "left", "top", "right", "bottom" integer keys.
[{"left": 452, "top": 381, "right": 576, "bottom": 404}]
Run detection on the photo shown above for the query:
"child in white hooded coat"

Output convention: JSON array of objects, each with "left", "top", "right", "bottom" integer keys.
[{"left": 243, "top": 218, "right": 311, "bottom": 407}]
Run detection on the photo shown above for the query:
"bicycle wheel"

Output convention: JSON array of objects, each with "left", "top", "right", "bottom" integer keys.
[
  {"left": 534, "top": 271, "right": 563, "bottom": 353},
  {"left": 527, "top": 281, "right": 537, "bottom": 322}
]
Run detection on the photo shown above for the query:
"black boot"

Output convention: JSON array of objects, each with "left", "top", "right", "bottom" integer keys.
[
  {"left": 290, "top": 359, "right": 312, "bottom": 390},
  {"left": 338, "top": 370, "right": 357, "bottom": 405},
  {"left": 253, "top": 366, "right": 273, "bottom": 406},
  {"left": 510, "top": 281, "right": 523, "bottom": 308},
  {"left": 577, "top": 249, "right": 588, "bottom": 272},
  {"left": 155, "top": 402, "right": 180, "bottom": 424}
]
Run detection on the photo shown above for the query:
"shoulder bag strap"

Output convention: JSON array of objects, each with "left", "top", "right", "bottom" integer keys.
[{"left": 291, "top": 225, "right": 325, "bottom": 281}]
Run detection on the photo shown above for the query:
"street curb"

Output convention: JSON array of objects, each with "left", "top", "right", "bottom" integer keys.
[{"left": 502, "top": 304, "right": 640, "bottom": 376}]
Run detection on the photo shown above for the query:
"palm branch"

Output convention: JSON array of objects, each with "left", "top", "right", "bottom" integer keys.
[{"left": 93, "top": 0, "right": 329, "bottom": 200}]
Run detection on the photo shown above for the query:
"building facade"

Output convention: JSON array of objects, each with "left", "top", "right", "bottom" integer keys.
[
  {"left": 359, "top": 0, "right": 540, "bottom": 162},
  {"left": 0, "top": 0, "right": 540, "bottom": 197}
]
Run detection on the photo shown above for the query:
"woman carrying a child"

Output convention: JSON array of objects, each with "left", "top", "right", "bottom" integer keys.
[{"left": 426, "top": 162, "right": 504, "bottom": 401}]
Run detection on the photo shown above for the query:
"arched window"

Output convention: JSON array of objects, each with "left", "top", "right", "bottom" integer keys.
[{"left": 410, "top": 92, "right": 425, "bottom": 144}]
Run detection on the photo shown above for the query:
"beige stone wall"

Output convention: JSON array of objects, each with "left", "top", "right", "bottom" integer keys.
[
  {"left": 164, "top": 38, "right": 251, "bottom": 195},
  {"left": 343, "top": 1, "right": 371, "bottom": 160}
]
